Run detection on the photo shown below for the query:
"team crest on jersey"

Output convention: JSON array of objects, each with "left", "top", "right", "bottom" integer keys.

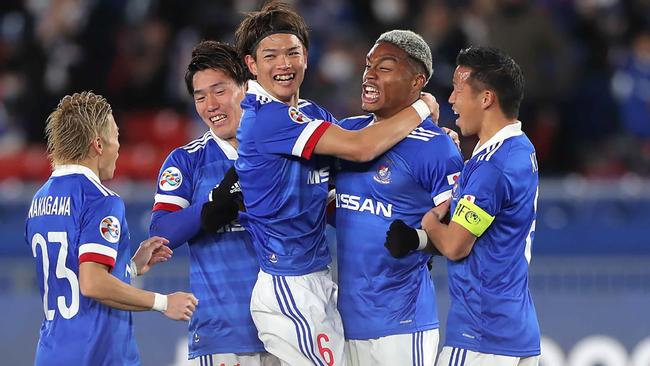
[
  {"left": 159, "top": 167, "right": 182, "bottom": 191},
  {"left": 373, "top": 164, "right": 391, "bottom": 184},
  {"left": 99, "top": 216, "right": 120, "bottom": 243},
  {"left": 288, "top": 107, "right": 312, "bottom": 124},
  {"left": 269, "top": 253, "right": 278, "bottom": 263}
]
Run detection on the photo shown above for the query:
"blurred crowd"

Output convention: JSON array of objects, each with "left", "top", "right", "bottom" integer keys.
[{"left": 1, "top": 0, "right": 649, "bottom": 179}]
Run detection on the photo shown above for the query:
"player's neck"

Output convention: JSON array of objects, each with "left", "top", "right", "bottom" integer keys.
[
  {"left": 283, "top": 92, "right": 300, "bottom": 107},
  {"left": 477, "top": 113, "right": 517, "bottom": 146},
  {"left": 374, "top": 97, "right": 419, "bottom": 122},
  {"left": 58, "top": 158, "right": 102, "bottom": 181},
  {"left": 374, "top": 108, "right": 399, "bottom": 122},
  {"left": 226, "top": 136, "right": 238, "bottom": 149}
]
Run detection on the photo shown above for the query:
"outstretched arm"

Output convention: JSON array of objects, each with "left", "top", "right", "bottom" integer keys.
[
  {"left": 313, "top": 94, "right": 438, "bottom": 162},
  {"left": 79, "top": 261, "right": 198, "bottom": 321},
  {"left": 149, "top": 201, "right": 205, "bottom": 250}
]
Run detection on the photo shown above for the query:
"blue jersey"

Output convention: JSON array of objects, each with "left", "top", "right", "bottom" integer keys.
[
  {"left": 446, "top": 122, "right": 541, "bottom": 356},
  {"left": 153, "top": 131, "right": 263, "bottom": 356},
  {"left": 334, "top": 115, "right": 463, "bottom": 339},
  {"left": 25, "top": 165, "right": 139, "bottom": 366},
  {"left": 235, "top": 80, "right": 336, "bottom": 275}
]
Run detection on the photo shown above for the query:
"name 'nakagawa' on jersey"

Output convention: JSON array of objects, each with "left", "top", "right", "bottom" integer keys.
[
  {"left": 235, "top": 80, "right": 336, "bottom": 276},
  {"left": 447, "top": 122, "right": 541, "bottom": 356},
  {"left": 335, "top": 115, "right": 463, "bottom": 340},
  {"left": 153, "top": 130, "right": 264, "bottom": 356},
  {"left": 25, "top": 165, "right": 139, "bottom": 366}
]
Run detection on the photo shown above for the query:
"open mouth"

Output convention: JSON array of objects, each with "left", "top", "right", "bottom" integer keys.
[
  {"left": 273, "top": 73, "right": 295, "bottom": 82},
  {"left": 362, "top": 84, "right": 380, "bottom": 103},
  {"left": 210, "top": 114, "right": 227, "bottom": 124}
]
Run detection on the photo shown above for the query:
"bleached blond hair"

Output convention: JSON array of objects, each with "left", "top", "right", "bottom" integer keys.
[{"left": 45, "top": 91, "right": 113, "bottom": 167}]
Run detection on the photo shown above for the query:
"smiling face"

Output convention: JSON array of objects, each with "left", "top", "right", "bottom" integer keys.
[
  {"left": 449, "top": 65, "right": 484, "bottom": 136},
  {"left": 245, "top": 33, "right": 307, "bottom": 105},
  {"left": 192, "top": 68, "right": 245, "bottom": 141},
  {"left": 361, "top": 42, "right": 423, "bottom": 120}
]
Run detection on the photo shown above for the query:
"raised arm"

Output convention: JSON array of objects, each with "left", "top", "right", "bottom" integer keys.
[{"left": 313, "top": 94, "right": 437, "bottom": 162}]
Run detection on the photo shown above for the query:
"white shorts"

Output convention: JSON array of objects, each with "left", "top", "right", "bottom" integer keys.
[
  {"left": 346, "top": 329, "right": 439, "bottom": 366},
  {"left": 189, "top": 352, "right": 280, "bottom": 366},
  {"left": 436, "top": 346, "right": 540, "bottom": 366},
  {"left": 250, "top": 269, "right": 346, "bottom": 366}
]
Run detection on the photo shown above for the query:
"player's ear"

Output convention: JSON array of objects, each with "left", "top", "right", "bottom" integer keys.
[
  {"left": 413, "top": 73, "right": 426, "bottom": 90},
  {"left": 90, "top": 136, "right": 103, "bottom": 155},
  {"left": 244, "top": 55, "right": 258, "bottom": 77},
  {"left": 303, "top": 47, "right": 308, "bottom": 70},
  {"left": 481, "top": 90, "right": 495, "bottom": 110}
]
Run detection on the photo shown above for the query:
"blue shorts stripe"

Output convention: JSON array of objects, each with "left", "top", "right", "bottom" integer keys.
[
  {"left": 280, "top": 276, "right": 325, "bottom": 366},
  {"left": 460, "top": 349, "right": 467, "bottom": 366},
  {"left": 448, "top": 347, "right": 456, "bottom": 366},
  {"left": 419, "top": 331, "right": 424, "bottom": 366},
  {"left": 272, "top": 275, "right": 309, "bottom": 362},
  {"left": 418, "top": 332, "right": 422, "bottom": 366},
  {"left": 454, "top": 347, "right": 463, "bottom": 366},
  {"left": 411, "top": 332, "right": 416, "bottom": 366}
]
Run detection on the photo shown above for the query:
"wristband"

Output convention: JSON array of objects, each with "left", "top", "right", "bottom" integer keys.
[
  {"left": 411, "top": 99, "right": 430, "bottom": 121},
  {"left": 129, "top": 259, "right": 138, "bottom": 277},
  {"left": 152, "top": 293, "right": 168, "bottom": 312},
  {"left": 416, "top": 229, "right": 428, "bottom": 250}
]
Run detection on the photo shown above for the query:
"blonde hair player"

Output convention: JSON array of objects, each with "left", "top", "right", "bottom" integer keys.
[{"left": 26, "top": 91, "right": 198, "bottom": 366}]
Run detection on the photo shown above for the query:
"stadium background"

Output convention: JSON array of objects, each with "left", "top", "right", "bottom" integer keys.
[{"left": 0, "top": 0, "right": 649, "bottom": 365}]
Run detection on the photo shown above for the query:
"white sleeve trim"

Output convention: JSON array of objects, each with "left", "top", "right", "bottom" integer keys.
[
  {"left": 433, "top": 190, "right": 453, "bottom": 206},
  {"left": 154, "top": 194, "right": 190, "bottom": 208},
  {"left": 79, "top": 243, "right": 117, "bottom": 260},
  {"left": 291, "top": 120, "right": 325, "bottom": 157}
]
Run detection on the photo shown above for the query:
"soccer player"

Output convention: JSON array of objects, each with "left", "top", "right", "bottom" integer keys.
[
  {"left": 334, "top": 30, "right": 464, "bottom": 366},
  {"left": 25, "top": 91, "right": 198, "bottom": 366},
  {"left": 232, "top": 2, "right": 438, "bottom": 365},
  {"left": 385, "top": 47, "right": 541, "bottom": 366},
  {"left": 149, "top": 41, "right": 279, "bottom": 366}
]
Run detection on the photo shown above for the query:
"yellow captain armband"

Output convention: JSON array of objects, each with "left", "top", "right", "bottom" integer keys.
[{"left": 451, "top": 197, "right": 494, "bottom": 237}]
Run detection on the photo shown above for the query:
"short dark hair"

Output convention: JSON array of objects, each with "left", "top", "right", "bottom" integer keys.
[
  {"left": 234, "top": 1, "right": 309, "bottom": 59},
  {"left": 184, "top": 40, "right": 247, "bottom": 96},
  {"left": 456, "top": 47, "right": 525, "bottom": 119}
]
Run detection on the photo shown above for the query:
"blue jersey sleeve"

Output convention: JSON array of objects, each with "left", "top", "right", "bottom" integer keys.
[
  {"left": 414, "top": 138, "right": 464, "bottom": 206},
  {"left": 337, "top": 115, "right": 372, "bottom": 131},
  {"left": 150, "top": 148, "right": 209, "bottom": 249},
  {"left": 252, "top": 102, "right": 332, "bottom": 160},
  {"left": 153, "top": 149, "right": 194, "bottom": 212},
  {"left": 462, "top": 162, "right": 509, "bottom": 217},
  {"left": 78, "top": 196, "right": 126, "bottom": 271}
]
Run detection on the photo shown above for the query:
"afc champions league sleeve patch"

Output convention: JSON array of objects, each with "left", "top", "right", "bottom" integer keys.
[
  {"left": 451, "top": 196, "right": 494, "bottom": 237},
  {"left": 288, "top": 106, "right": 313, "bottom": 124},
  {"left": 99, "top": 216, "right": 121, "bottom": 243},
  {"left": 159, "top": 167, "right": 182, "bottom": 191}
]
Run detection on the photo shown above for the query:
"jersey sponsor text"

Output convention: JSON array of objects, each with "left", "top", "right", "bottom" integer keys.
[{"left": 335, "top": 193, "right": 392, "bottom": 218}]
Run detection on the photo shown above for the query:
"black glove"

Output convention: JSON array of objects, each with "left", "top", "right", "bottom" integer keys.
[
  {"left": 384, "top": 220, "right": 419, "bottom": 258},
  {"left": 210, "top": 166, "right": 243, "bottom": 206},
  {"left": 200, "top": 167, "right": 244, "bottom": 233}
]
